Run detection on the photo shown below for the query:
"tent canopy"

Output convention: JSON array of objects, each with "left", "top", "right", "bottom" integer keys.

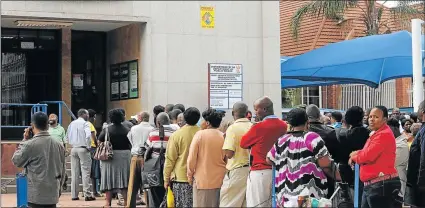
[
  {"left": 281, "top": 57, "right": 351, "bottom": 88},
  {"left": 281, "top": 31, "right": 425, "bottom": 88}
]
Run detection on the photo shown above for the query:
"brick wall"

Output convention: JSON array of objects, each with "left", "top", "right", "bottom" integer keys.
[
  {"left": 396, "top": 78, "right": 412, "bottom": 108},
  {"left": 321, "top": 85, "right": 340, "bottom": 109},
  {"left": 1, "top": 143, "right": 23, "bottom": 177}
]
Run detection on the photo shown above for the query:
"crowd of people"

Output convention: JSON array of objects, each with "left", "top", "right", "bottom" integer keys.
[{"left": 9, "top": 96, "right": 425, "bottom": 208}]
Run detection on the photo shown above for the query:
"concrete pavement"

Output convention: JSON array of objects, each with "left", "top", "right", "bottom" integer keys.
[{"left": 1, "top": 193, "right": 146, "bottom": 207}]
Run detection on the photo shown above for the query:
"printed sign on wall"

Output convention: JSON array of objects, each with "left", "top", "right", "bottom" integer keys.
[
  {"left": 110, "top": 65, "right": 120, "bottom": 101},
  {"left": 200, "top": 6, "right": 215, "bottom": 29},
  {"left": 128, "top": 61, "right": 139, "bottom": 98},
  {"left": 208, "top": 63, "right": 243, "bottom": 109},
  {"left": 110, "top": 60, "right": 139, "bottom": 101}
]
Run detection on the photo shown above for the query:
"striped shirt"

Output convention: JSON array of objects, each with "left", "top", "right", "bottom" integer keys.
[
  {"left": 267, "top": 131, "right": 329, "bottom": 207},
  {"left": 145, "top": 125, "right": 176, "bottom": 150}
]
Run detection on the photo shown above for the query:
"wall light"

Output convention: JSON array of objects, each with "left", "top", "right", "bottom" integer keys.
[{"left": 15, "top": 20, "right": 73, "bottom": 28}]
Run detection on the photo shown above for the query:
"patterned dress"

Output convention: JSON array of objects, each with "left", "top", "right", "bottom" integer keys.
[{"left": 267, "top": 131, "right": 329, "bottom": 207}]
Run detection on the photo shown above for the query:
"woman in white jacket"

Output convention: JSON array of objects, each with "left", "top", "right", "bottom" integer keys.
[{"left": 387, "top": 118, "right": 409, "bottom": 200}]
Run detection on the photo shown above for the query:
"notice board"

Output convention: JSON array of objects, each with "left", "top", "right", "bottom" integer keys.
[
  {"left": 110, "top": 60, "right": 139, "bottom": 101},
  {"left": 208, "top": 63, "right": 243, "bottom": 109}
]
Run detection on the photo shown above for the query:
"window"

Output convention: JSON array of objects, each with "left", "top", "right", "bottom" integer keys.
[{"left": 302, "top": 86, "right": 321, "bottom": 107}]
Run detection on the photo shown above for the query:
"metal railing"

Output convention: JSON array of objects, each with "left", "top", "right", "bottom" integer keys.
[
  {"left": 0, "top": 101, "right": 75, "bottom": 208},
  {"left": 39, "top": 101, "right": 77, "bottom": 124}
]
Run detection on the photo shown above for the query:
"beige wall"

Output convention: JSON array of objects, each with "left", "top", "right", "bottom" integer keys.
[{"left": 106, "top": 23, "right": 142, "bottom": 119}]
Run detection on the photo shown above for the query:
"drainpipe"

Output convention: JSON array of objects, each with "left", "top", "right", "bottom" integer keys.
[{"left": 412, "top": 19, "right": 424, "bottom": 112}]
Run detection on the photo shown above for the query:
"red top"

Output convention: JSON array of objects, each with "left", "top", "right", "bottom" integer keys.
[
  {"left": 351, "top": 124, "right": 397, "bottom": 182},
  {"left": 240, "top": 117, "right": 287, "bottom": 171}
]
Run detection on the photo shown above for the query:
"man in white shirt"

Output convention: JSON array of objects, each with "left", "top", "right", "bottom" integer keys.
[
  {"left": 67, "top": 109, "right": 95, "bottom": 201},
  {"left": 127, "top": 111, "right": 154, "bottom": 207}
]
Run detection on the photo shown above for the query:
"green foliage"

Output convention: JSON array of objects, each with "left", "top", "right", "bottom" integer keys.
[{"left": 290, "top": 0, "right": 424, "bottom": 39}]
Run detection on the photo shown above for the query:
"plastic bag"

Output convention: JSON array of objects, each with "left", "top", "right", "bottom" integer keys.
[{"left": 167, "top": 186, "right": 174, "bottom": 208}]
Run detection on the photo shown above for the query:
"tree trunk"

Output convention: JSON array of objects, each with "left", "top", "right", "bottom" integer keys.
[{"left": 364, "top": 0, "right": 380, "bottom": 35}]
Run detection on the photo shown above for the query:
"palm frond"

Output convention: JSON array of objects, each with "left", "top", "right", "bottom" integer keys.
[{"left": 290, "top": 0, "right": 358, "bottom": 39}]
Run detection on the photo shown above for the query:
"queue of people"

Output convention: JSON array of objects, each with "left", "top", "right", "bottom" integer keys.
[{"left": 9, "top": 98, "right": 425, "bottom": 208}]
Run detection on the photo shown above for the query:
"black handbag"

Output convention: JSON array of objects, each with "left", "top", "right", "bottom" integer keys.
[
  {"left": 333, "top": 128, "right": 354, "bottom": 207},
  {"left": 141, "top": 125, "right": 165, "bottom": 189}
]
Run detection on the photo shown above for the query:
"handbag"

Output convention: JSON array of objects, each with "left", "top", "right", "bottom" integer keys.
[
  {"left": 141, "top": 125, "right": 165, "bottom": 189},
  {"left": 94, "top": 127, "right": 113, "bottom": 160},
  {"left": 159, "top": 186, "right": 175, "bottom": 208},
  {"left": 332, "top": 128, "right": 354, "bottom": 208}
]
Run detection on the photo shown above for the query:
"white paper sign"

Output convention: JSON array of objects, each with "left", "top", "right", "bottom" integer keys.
[
  {"left": 111, "top": 82, "right": 119, "bottom": 94},
  {"left": 72, "top": 74, "right": 84, "bottom": 89},
  {"left": 120, "top": 81, "right": 128, "bottom": 94},
  {"left": 209, "top": 63, "right": 243, "bottom": 109}
]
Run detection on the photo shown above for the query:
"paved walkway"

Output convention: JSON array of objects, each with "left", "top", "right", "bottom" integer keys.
[{"left": 1, "top": 193, "right": 145, "bottom": 207}]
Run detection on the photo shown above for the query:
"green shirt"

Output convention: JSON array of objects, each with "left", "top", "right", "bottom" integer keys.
[{"left": 48, "top": 124, "right": 66, "bottom": 144}]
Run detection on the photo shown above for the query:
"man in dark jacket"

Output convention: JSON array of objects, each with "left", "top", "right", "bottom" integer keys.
[
  {"left": 306, "top": 104, "right": 338, "bottom": 198},
  {"left": 405, "top": 100, "right": 425, "bottom": 207}
]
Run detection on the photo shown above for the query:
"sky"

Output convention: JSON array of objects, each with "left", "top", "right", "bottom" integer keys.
[{"left": 377, "top": 1, "right": 399, "bottom": 8}]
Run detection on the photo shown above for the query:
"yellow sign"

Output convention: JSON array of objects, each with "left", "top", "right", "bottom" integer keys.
[{"left": 200, "top": 6, "right": 215, "bottom": 29}]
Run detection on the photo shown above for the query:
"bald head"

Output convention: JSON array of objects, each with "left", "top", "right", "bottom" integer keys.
[
  {"left": 232, "top": 102, "right": 248, "bottom": 119},
  {"left": 138, "top": 111, "right": 149, "bottom": 122},
  {"left": 49, "top": 113, "right": 58, "bottom": 121},
  {"left": 156, "top": 112, "right": 170, "bottom": 126},
  {"left": 254, "top": 96, "right": 274, "bottom": 120}
]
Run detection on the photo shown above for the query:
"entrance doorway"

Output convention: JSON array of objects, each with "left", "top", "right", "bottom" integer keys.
[
  {"left": 71, "top": 31, "right": 106, "bottom": 122},
  {"left": 1, "top": 28, "right": 60, "bottom": 139}
]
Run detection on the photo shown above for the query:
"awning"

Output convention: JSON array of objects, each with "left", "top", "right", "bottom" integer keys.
[
  {"left": 281, "top": 56, "right": 350, "bottom": 88},
  {"left": 281, "top": 31, "right": 425, "bottom": 88}
]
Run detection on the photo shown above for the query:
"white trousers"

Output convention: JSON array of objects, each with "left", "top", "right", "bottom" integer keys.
[
  {"left": 246, "top": 169, "right": 272, "bottom": 207},
  {"left": 220, "top": 166, "right": 250, "bottom": 207}
]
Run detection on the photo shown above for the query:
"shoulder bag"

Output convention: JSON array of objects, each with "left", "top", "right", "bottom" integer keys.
[
  {"left": 142, "top": 125, "right": 165, "bottom": 189},
  {"left": 94, "top": 127, "right": 113, "bottom": 160}
]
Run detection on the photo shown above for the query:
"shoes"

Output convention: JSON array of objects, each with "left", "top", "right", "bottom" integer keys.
[
  {"left": 116, "top": 200, "right": 125, "bottom": 206},
  {"left": 94, "top": 193, "right": 102, "bottom": 197},
  {"left": 71, "top": 197, "right": 79, "bottom": 201},
  {"left": 85, "top": 196, "right": 96, "bottom": 201},
  {"left": 136, "top": 200, "right": 146, "bottom": 206}
]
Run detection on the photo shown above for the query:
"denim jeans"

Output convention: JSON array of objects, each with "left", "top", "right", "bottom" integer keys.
[{"left": 361, "top": 177, "right": 402, "bottom": 208}]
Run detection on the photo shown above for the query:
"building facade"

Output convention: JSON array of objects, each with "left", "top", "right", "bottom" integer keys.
[{"left": 1, "top": 1, "right": 281, "bottom": 176}]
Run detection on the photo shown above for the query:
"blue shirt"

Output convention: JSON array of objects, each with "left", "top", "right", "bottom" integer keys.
[{"left": 332, "top": 122, "right": 342, "bottom": 129}]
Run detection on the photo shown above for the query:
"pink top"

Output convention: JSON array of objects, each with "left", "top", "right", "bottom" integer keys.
[{"left": 187, "top": 129, "right": 227, "bottom": 189}]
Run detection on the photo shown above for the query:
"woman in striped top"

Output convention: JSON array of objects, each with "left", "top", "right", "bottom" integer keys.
[
  {"left": 144, "top": 112, "right": 176, "bottom": 207},
  {"left": 267, "top": 108, "right": 341, "bottom": 207}
]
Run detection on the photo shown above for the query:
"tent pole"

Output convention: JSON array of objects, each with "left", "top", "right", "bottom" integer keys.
[{"left": 412, "top": 19, "right": 424, "bottom": 112}]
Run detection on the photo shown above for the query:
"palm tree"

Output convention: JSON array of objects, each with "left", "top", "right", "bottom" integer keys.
[{"left": 290, "top": 0, "right": 423, "bottom": 39}]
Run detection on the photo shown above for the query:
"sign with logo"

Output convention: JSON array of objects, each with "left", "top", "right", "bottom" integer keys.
[
  {"left": 208, "top": 64, "right": 243, "bottom": 109},
  {"left": 200, "top": 6, "right": 215, "bottom": 29}
]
